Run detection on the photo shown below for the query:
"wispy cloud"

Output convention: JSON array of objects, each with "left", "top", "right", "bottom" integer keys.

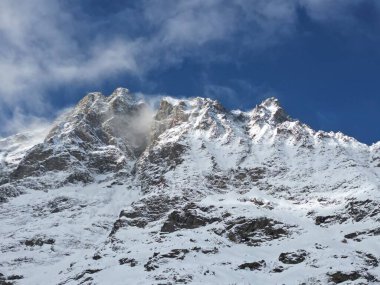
[{"left": 0, "top": 0, "right": 377, "bottom": 135}]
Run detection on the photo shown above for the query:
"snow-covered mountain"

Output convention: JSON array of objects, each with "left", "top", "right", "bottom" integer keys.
[{"left": 0, "top": 88, "right": 379, "bottom": 285}]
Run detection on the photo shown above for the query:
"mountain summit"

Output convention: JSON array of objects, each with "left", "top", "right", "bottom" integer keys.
[{"left": 0, "top": 88, "right": 379, "bottom": 284}]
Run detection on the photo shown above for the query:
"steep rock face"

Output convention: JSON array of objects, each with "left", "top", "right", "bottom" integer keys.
[
  {"left": 0, "top": 88, "right": 379, "bottom": 284},
  {"left": 135, "top": 96, "right": 249, "bottom": 196},
  {"left": 7, "top": 88, "right": 152, "bottom": 190}
]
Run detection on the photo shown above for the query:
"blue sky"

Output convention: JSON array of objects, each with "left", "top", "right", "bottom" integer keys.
[{"left": 0, "top": 0, "right": 379, "bottom": 144}]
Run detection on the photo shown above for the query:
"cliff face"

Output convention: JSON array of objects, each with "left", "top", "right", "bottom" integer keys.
[{"left": 0, "top": 88, "right": 379, "bottom": 284}]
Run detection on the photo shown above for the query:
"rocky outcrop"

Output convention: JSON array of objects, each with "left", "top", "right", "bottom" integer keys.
[
  {"left": 328, "top": 271, "right": 378, "bottom": 284},
  {"left": 116, "top": 195, "right": 185, "bottom": 230},
  {"left": 344, "top": 227, "right": 380, "bottom": 241},
  {"left": 161, "top": 204, "right": 221, "bottom": 233},
  {"left": 23, "top": 237, "right": 55, "bottom": 247},
  {"left": 238, "top": 260, "right": 266, "bottom": 271},
  {"left": 0, "top": 273, "right": 23, "bottom": 284},
  {"left": 315, "top": 199, "right": 380, "bottom": 226},
  {"left": 224, "top": 217, "right": 291, "bottom": 246},
  {"left": 278, "top": 250, "right": 308, "bottom": 264},
  {"left": 119, "top": 258, "right": 137, "bottom": 267}
]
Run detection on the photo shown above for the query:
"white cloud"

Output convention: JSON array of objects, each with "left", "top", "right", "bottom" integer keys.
[
  {"left": 0, "top": 0, "right": 296, "bottom": 109},
  {"left": 0, "top": 0, "right": 377, "bottom": 136},
  {"left": 0, "top": 108, "right": 52, "bottom": 136}
]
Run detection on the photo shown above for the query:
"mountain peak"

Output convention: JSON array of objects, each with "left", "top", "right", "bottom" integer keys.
[
  {"left": 1, "top": 87, "right": 379, "bottom": 285},
  {"left": 250, "top": 97, "right": 290, "bottom": 125},
  {"left": 260, "top": 97, "right": 281, "bottom": 110},
  {"left": 114, "top": 87, "right": 130, "bottom": 94},
  {"left": 108, "top": 87, "right": 138, "bottom": 104},
  {"left": 110, "top": 87, "right": 130, "bottom": 98}
]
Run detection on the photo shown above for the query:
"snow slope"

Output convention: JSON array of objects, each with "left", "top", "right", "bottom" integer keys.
[{"left": 0, "top": 88, "right": 379, "bottom": 284}]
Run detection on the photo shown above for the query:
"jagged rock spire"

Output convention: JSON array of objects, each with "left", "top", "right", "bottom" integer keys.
[{"left": 250, "top": 97, "right": 290, "bottom": 126}]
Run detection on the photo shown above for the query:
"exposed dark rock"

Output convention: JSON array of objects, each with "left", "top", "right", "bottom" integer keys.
[
  {"left": 148, "top": 143, "right": 186, "bottom": 167},
  {"left": 10, "top": 145, "right": 53, "bottom": 180},
  {"left": 0, "top": 272, "right": 14, "bottom": 285},
  {"left": 119, "top": 258, "right": 137, "bottom": 267},
  {"left": 344, "top": 232, "right": 361, "bottom": 240},
  {"left": 117, "top": 195, "right": 184, "bottom": 230},
  {"left": 279, "top": 250, "right": 308, "bottom": 264},
  {"left": 11, "top": 145, "right": 72, "bottom": 181},
  {"left": 79, "top": 277, "right": 93, "bottom": 284},
  {"left": 225, "top": 217, "right": 290, "bottom": 246},
  {"left": 315, "top": 200, "right": 380, "bottom": 226},
  {"left": 161, "top": 249, "right": 190, "bottom": 260},
  {"left": 42, "top": 154, "right": 72, "bottom": 172},
  {"left": 87, "top": 148, "right": 126, "bottom": 174},
  {"left": 0, "top": 274, "right": 24, "bottom": 285},
  {"left": 315, "top": 215, "right": 337, "bottom": 226},
  {"left": 73, "top": 269, "right": 102, "bottom": 281},
  {"left": 272, "top": 107, "right": 289, "bottom": 124},
  {"left": 144, "top": 249, "right": 190, "bottom": 271},
  {"left": 271, "top": 266, "right": 285, "bottom": 273},
  {"left": 203, "top": 270, "right": 215, "bottom": 276},
  {"left": 329, "top": 270, "right": 378, "bottom": 283},
  {"left": 137, "top": 142, "right": 187, "bottom": 192},
  {"left": 143, "top": 262, "right": 158, "bottom": 272},
  {"left": 191, "top": 246, "right": 219, "bottom": 254},
  {"left": 328, "top": 271, "right": 361, "bottom": 283},
  {"left": 345, "top": 199, "right": 380, "bottom": 222},
  {"left": 109, "top": 219, "right": 129, "bottom": 236},
  {"left": 249, "top": 198, "right": 265, "bottom": 206},
  {"left": 238, "top": 260, "right": 266, "bottom": 271},
  {"left": 0, "top": 273, "right": 11, "bottom": 285},
  {"left": 161, "top": 206, "right": 220, "bottom": 233},
  {"left": 364, "top": 253, "right": 379, "bottom": 267},
  {"left": 205, "top": 174, "right": 228, "bottom": 190},
  {"left": 23, "top": 237, "right": 55, "bottom": 247},
  {"left": 0, "top": 184, "right": 23, "bottom": 203},
  {"left": 344, "top": 227, "right": 380, "bottom": 241},
  {"left": 5, "top": 275, "right": 23, "bottom": 281},
  {"left": 356, "top": 251, "right": 378, "bottom": 267}
]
